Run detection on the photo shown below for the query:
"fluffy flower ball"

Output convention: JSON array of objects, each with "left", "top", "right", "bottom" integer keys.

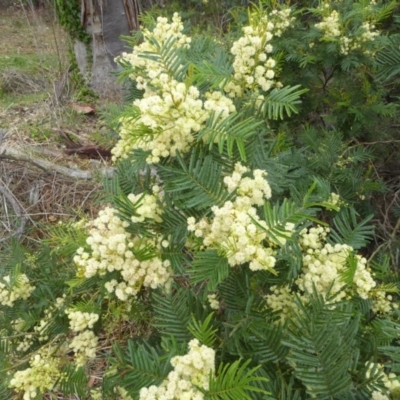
[
  {"left": 188, "top": 164, "right": 279, "bottom": 272},
  {"left": 9, "top": 352, "right": 61, "bottom": 400},
  {"left": 74, "top": 199, "right": 171, "bottom": 302},
  {"left": 139, "top": 339, "right": 215, "bottom": 400},
  {"left": 0, "top": 274, "right": 35, "bottom": 307}
]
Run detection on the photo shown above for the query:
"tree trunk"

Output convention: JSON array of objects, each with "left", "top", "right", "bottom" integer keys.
[{"left": 74, "top": 0, "right": 140, "bottom": 99}]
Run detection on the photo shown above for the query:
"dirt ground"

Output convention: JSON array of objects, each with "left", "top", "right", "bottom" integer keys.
[{"left": 0, "top": 4, "right": 110, "bottom": 243}]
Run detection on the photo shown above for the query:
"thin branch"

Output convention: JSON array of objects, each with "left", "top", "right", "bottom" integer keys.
[
  {"left": 0, "top": 146, "right": 115, "bottom": 180},
  {"left": 342, "top": 139, "right": 400, "bottom": 156},
  {"left": 0, "top": 150, "right": 49, "bottom": 173},
  {"left": 0, "top": 180, "right": 27, "bottom": 242}
]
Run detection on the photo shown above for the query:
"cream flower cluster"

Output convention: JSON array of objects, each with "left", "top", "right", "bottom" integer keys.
[
  {"left": 113, "top": 77, "right": 236, "bottom": 163},
  {"left": 119, "top": 13, "right": 190, "bottom": 91},
  {"left": 372, "top": 392, "right": 390, "bottom": 400},
  {"left": 139, "top": 339, "right": 215, "bottom": 400},
  {"left": 226, "top": 24, "right": 275, "bottom": 97},
  {"left": 0, "top": 274, "right": 35, "bottom": 307},
  {"left": 128, "top": 192, "right": 164, "bottom": 223},
  {"left": 372, "top": 291, "right": 399, "bottom": 314},
  {"left": 69, "top": 329, "right": 98, "bottom": 367},
  {"left": 224, "top": 8, "right": 293, "bottom": 97},
  {"left": 359, "top": 21, "right": 380, "bottom": 42},
  {"left": 326, "top": 192, "right": 341, "bottom": 210},
  {"left": 296, "top": 241, "right": 376, "bottom": 301},
  {"left": 368, "top": 363, "right": 400, "bottom": 400},
  {"left": 10, "top": 318, "right": 34, "bottom": 352},
  {"left": 9, "top": 351, "right": 61, "bottom": 400},
  {"left": 298, "top": 225, "right": 329, "bottom": 249},
  {"left": 33, "top": 296, "right": 66, "bottom": 342},
  {"left": 91, "top": 387, "right": 133, "bottom": 400},
  {"left": 340, "top": 21, "right": 380, "bottom": 55},
  {"left": 115, "top": 79, "right": 207, "bottom": 164},
  {"left": 66, "top": 309, "right": 99, "bottom": 367},
  {"left": 314, "top": 4, "right": 380, "bottom": 55},
  {"left": 266, "top": 225, "right": 391, "bottom": 318},
  {"left": 16, "top": 334, "right": 33, "bottom": 353},
  {"left": 207, "top": 293, "right": 220, "bottom": 310},
  {"left": 116, "top": 386, "right": 134, "bottom": 400},
  {"left": 315, "top": 10, "right": 341, "bottom": 38},
  {"left": 74, "top": 203, "right": 171, "bottom": 301},
  {"left": 269, "top": 8, "right": 294, "bottom": 37},
  {"left": 188, "top": 163, "right": 279, "bottom": 272},
  {"left": 297, "top": 226, "right": 377, "bottom": 301},
  {"left": 204, "top": 91, "right": 236, "bottom": 117},
  {"left": 90, "top": 388, "right": 103, "bottom": 400},
  {"left": 92, "top": 386, "right": 133, "bottom": 400},
  {"left": 112, "top": 13, "right": 195, "bottom": 164},
  {"left": 112, "top": 13, "right": 238, "bottom": 164},
  {"left": 67, "top": 310, "right": 99, "bottom": 332},
  {"left": 265, "top": 285, "right": 299, "bottom": 321}
]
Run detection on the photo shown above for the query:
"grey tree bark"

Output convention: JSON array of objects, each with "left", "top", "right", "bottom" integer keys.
[{"left": 74, "top": 0, "right": 140, "bottom": 99}]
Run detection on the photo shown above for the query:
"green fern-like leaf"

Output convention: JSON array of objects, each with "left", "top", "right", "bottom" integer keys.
[
  {"left": 339, "top": 251, "right": 359, "bottom": 287},
  {"left": 190, "top": 250, "right": 230, "bottom": 292},
  {"left": 378, "top": 345, "right": 400, "bottom": 366},
  {"left": 276, "top": 241, "right": 304, "bottom": 280},
  {"left": 263, "top": 85, "right": 308, "bottom": 120},
  {"left": 197, "top": 111, "right": 263, "bottom": 161},
  {"left": 59, "top": 365, "right": 88, "bottom": 398},
  {"left": 0, "top": 384, "right": 12, "bottom": 400},
  {"left": 189, "top": 35, "right": 233, "bottom": 90},
  {"left": 246, "top": 321, "right": 289, "bottom": 363},
  {"left": 218, "top": 269, "right": 252, "bottom": 314},
  {"left": 206, "top": 359, "right": 269, "bottom": 400},
  {"left": 187, "top": 313, "right": 218, "bottom": 347},
  {"left": 329, "top": 208, "right": 374, "bottom": 249},
  {"left": 376, "top": 40, "right": 400, "bottom": 82},
  {"left": 42, "top": 221, "right": 88, "bottom": 259},
  {"left": 372, "top": 0, "right": 398, "bottom": 22},
  {"left": 262, "top": 371, "right": 302, "bottom": 400},
  {"left": 185, "top": 35, "right": 233, "bottom": 91},
  {"left": 142, "top": 35, "right": 188, "bottom": 81},
  {"left": 283, "top": 295, "right": 358, "bottom": 398},
  {"left": 111, "top": 341, "right": 171, "bottom": 395},
  {"left": 152, "top": 289, "right": 194, "bottom": 343},
  {"left": 257, "top": 198, "right": 321, "bottom": 247},
  {"left": 159, "top": 151, "right": 231, "bottom": 211}
]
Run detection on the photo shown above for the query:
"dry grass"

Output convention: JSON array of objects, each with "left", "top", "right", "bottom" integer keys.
[
  {"left": 0, "top": 68, "right": 47, "bottom": 94},
  {"left": 0, "top": 4, "right": 109, "bottom": 245},
  {"left": 0, "top": 146, "right": 104, "bottom": 243}
]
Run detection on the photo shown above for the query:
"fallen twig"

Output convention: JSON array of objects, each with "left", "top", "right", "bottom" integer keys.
[
  {"left": 0, "top": 145, "right": 114, "bottom": 180},
  {"left": 0, "top": 179, "right": 27, "bottom": 242}
]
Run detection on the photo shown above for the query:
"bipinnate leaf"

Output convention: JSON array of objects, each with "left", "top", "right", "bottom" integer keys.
[{"left": 206, "top": 359, "right": 269, "bottom": 400}]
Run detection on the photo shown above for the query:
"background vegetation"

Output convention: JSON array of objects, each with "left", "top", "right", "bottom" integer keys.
[{"left": 1, "top": 0, "right": 400, "bottom": 399}]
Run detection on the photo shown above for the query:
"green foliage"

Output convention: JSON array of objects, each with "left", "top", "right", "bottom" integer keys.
[
  {"left": 54, "top": 0, "right": 90, "bottom": 43},
  {"left": 110, "top": 340, "right": 173, "bottom": 394},
  {"left": 3, "top": 1, "right": 400, "bottom": 399},
  {"left": 206, "top": 359, "right": 269, "bottom": 400},
  {"left": 187, "top": 312, "right": 218, "bottom": 347},
  {"left": 262, "top": 85, "right": 308, "bottom": 120},
  {"left": 152, "top": 289, "right": 194, "bottom": 344},
  {"left": 197, "top": 112, "right": 263, "bottom": 160},
  {"left": 190, "top": 250, "right": 230, "bottom": 292},
  {"left": 58, "top": 365, "right": 88, "bottom": 398},
  {"left": 376, "top": 37, "right": 400, "bottom": 82},
  {"left": 159, "top": 150, "right": 231, "bottom": 211},
  {"left": 329, "top": 208, "right": 375, "bottom": 249},
  {"left": 144, "top": 0, "right": 250, "bottom": 33},
  {"left": 284, "top": 295, "right": 358, "bottom": 398}
]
